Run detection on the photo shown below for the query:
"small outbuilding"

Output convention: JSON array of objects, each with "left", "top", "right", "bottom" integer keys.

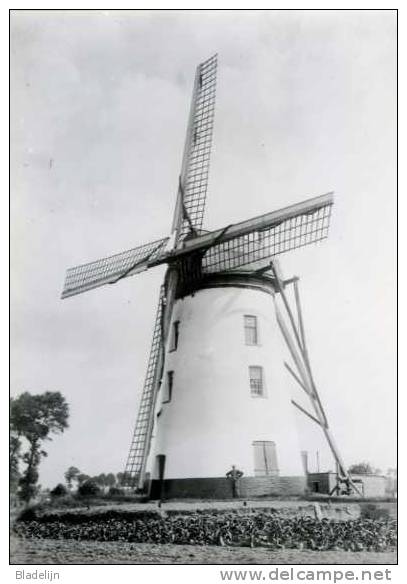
[{"left": 307, "top": 472, "right": 387, "bottom": 497}]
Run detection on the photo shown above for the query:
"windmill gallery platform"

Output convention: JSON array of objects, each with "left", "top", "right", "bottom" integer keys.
[{"left": 62, "top": 55, "right": 364, "bottom": 500}]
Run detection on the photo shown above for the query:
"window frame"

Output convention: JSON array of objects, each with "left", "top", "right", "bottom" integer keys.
[
  {"left": 163, "top": 370, "right": 174, "bottom": 403},
  {"left": 249, "top": 365, "right": 266, "bottom": 398},
  {"left": 169, "top": 320, "right": 180, "bottom": 352},
  {"left": 244, "top": 314, "right": 259, "bottom": 346}
]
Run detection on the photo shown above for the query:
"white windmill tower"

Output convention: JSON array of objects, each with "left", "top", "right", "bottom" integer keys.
[{"left": 62, "top": 55, "right": 360, "bottom": 498}]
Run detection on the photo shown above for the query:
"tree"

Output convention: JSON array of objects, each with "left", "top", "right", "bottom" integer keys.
[
  {"left": 348, "top": 462, "right": 374, "bottom": 475},
  {"left": 78, "top": 479, "right": 100, "bottom": 497},
  {"left": 10, "top": 392, "right": 69, "bottom": 503},
  {"left": 105, "top": 473, "right": 116, "bottom": 488},
  {"left": 50, "top": 483, "right": 68, "bottom": 497},
  {"left": 10, "top": 398, "right": 22, "bottom": 494},
  {"left": 10, "top": 433, "right": 22, "bottom": 493},
  {"left": 77, "top": 473, "right": 90, "bottom": 486},
  {"left": 19, "top": 447, "right": 42, "bottom": 502},
  {"left": 93, "top": 473, "right": 108, "bottom": 490},
  {"left": 116, "top": 472, "right": 126, "bottom": 486},
  {"left": 64, "top": 466, "right": 80, "bottom": 490}
]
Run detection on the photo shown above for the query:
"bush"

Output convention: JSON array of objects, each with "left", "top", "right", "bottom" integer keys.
[
  {"left": 361, "top": 503, "right": 391, "bottom": 520},
  {"left": 108, "top": 487, "right": 124, "bottom": 496},
  {"left": 50, "top": 483, "right": 68, "bottom": 497},
  {"left": 17, "top": 506, "right": 38, "bottom": 522},
  {"left": 78, "top": 480, "right": 101, "bottom": 497},
  {"left": 47, "top": 494, "right": 78, "bottom": 508}
]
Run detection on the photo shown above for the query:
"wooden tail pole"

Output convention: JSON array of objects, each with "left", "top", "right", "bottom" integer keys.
[
  {"left": 273, "top": 263, "right": 329, "bottom": 427},
  {"left": 290, "top": 279, "right": 356, "bottom": 488},
  {"left": 271, "top": 262, "right": 362, "bottom": 496}
]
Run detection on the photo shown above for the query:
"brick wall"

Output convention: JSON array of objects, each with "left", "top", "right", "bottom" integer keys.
[{"left": 149, "top": 475, "right": 306, "bottom": 499}]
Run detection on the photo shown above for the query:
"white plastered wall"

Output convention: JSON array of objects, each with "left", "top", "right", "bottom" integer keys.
[{"left": 148, "top": 285, "right": 305, "bottom": 480}]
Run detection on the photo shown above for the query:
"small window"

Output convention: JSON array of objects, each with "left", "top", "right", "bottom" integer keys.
[
  {"left": 253, "top": 441, "right": 279, "bottom": 476},
  {"left": 249, "top": 365, "right": 265, "bottom": 397},
  {"left": 163, "top": 371, "right": 174, "bottom": 403},
  {"left": 244, "top": 315, "right": 258, "bottom": 345},
  {"left": 170, "top": 321, "right": 180, "bottom": 351}
]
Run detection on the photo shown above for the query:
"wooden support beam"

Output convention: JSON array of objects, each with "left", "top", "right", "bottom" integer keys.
[
  {"left": 291, "top": 399, "right": 324, "bottom": 427},
  {"left": 283, "top": 276, "right": 299, "bottom": 286},
  {"left": 293, "top": 279, "right": 306, "bottom": 350},
  {"left": 275, "top": 300, "right": 313, "bottom": 392},
  {"left": 284, "top": 361, "right": 312, "bottom": 396},
  {"left": 275, "top": 271, "right": 362, "bottom": 495},
  {"left": 291, "top": 279, "right": 329, "bottom": 428},
  {"left": 271, "top": 262, "right": 304, "bottom": 353},
  {"left": 272, "top": 266, "right": 328, "bottom": 428}
]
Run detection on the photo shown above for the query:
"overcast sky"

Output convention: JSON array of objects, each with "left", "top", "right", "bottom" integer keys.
[{"left": 11, "top": 10, "right": 396, "bottom": 487}]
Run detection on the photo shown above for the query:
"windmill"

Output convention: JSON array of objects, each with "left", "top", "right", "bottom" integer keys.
[{"left": 62, "top": 54, "right": 360, "bottom": 498}]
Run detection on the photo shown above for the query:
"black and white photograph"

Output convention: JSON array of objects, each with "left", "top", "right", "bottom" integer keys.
[{"left": 10, "top": 8, "right": 397, "bottom": 569}]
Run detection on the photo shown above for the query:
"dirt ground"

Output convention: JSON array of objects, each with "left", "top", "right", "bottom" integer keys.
[{"left": 10, "top": 536, "right": 396, "bottom": 565}]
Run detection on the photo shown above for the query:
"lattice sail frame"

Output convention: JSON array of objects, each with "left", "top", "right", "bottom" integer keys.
[
  {"left": 62, "top": 194, "right": 333, "bottom": 299},
  {"left": 124, "top": 286, "right": 165, "bottom": 485},
  {"left": 176, "top": 54, "right": 217, "bottom": 240},
  {"left": 61, "top": 237, "right": 169, "bottom": 299},
  {"left": 202, "top": 201, "right": 332, "bottom": 274}
]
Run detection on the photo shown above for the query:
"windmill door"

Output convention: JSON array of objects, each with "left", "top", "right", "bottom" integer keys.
[
  {"left": 253, "top": 441, "right": 279, "bottom": 476},
  {"left": 153, "top": 454, "right": 166, "bottom": 499}
]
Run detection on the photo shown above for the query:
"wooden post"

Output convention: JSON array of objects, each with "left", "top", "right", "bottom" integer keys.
[{"left": 272, "top": 265, "right": 362, "bottom": 496}]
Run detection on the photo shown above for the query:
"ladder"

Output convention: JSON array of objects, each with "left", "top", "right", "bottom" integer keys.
[{"left": 124, "top": 285, "right": 165, "bottom": 488}]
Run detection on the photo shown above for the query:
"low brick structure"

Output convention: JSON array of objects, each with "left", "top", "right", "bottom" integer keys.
[
  {"left": 307, "top": 472, "right": 337, "bottom": 494},
  {"left": 307, "top": 472, "right": 387, "bottom": 497},
  {"left": 150, "top": 475, "right": 306, "bottom": 499}
]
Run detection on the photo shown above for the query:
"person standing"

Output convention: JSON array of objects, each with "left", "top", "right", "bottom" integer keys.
[{"left": 226, "top": 465, "right": 244, "bottom": 498}]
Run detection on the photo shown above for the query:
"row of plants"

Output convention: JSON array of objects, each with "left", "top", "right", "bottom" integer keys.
[{"left": 14, "top": 510, "right": 396, "bottom": 552}]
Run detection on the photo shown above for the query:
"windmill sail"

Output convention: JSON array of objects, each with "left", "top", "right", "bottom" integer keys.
[
  {"left": 169, "top": 192, "right": 333, "bottom": 274},
  {"left": 61, "top": 236, "right": 169, "bottom": 299},
  {"left": 62, "top": 193, "right": 333, "bottom": 300},
  {"left": 124, "top": 286, "right": 165, "bottom": 487},
  {"left": 60, "top": 54, "right": 353, "bottom": 496},
  {"left": 202, "top": 196, "right": 333, "bottom": 274},
  {"left": 172, "top": 54, "right": 218, "bottom": 242}
]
